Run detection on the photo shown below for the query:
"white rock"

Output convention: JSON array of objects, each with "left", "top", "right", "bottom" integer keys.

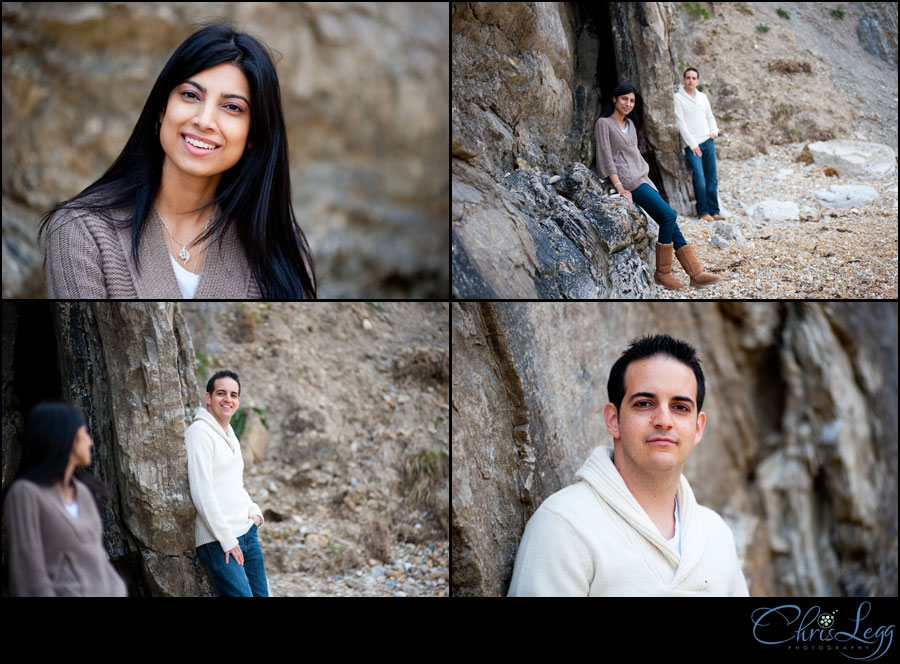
[
  {"left": 807, "top": 139, "right": 896, "bottom": 177},
  {"left": 812, "top": 184, "right": 878, "bottom": 208},
  {"left": 747, "top": 200, "right": 800, "bottom": 222}
]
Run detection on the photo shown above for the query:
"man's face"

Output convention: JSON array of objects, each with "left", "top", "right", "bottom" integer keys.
[
  {"left": 683, "top": 70, "right": 699, "bottom": 92},
  {"left": 604, "top": 355, "right": 705, "bottom": 477},
  {"left": 205, "top": 377, "right": 240, "bottom": 425}
]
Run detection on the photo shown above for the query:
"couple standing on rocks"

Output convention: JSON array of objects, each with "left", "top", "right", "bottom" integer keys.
[{"left": 594, "top": 67, "right": 723, "bottom": 290}]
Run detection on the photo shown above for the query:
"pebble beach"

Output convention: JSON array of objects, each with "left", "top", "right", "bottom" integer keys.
[{"left": 655, "top": 142, "right": 898, "bottom": 299}]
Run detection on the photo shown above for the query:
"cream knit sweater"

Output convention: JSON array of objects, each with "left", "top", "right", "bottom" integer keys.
[
  {"left": 673, "top": 84, "right": 720, "bottom": 151},
  {"left": 508, "top": 446, "right": 749, "bottom": 597},
  {"left": 43, "top": 203, "right": 262, "bottom": 299},
  {"left": 185, "top": 408, "right": 264, "bottom": 552}
]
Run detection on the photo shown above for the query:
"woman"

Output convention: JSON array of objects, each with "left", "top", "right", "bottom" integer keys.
[
  {"left": 594, "top": 82, "right": 720, "bottom": 290},
  {"left": 40, "top": 23, "right": 316, "bottom": 299},
  {"left": 3, "top": 403, "right": 127, "bottom": 596}
]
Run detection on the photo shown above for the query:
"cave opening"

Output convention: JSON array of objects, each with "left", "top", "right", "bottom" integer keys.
[
  {"left": 12, "top": 301, "right": 63, "bottom": 416},
  {"left": 591, "top": 4, "right": 620, "bottom": 115},
  {"left": 3, "top": 301, "right": 64, "bottom": 597}
]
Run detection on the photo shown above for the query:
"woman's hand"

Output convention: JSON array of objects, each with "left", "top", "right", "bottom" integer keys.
[{"left": 621, "top": 189, "right": 633, "bottom": 203}]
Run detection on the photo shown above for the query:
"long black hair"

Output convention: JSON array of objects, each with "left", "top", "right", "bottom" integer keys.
[
  {"left": 599, "top": 80, "right": 645, "bottom": 140},
  {"left": 38, "top": 23, "right": 316, "bottom": 299},
  {"left": 6, "top": 402, "right": 110, "bottom": 504}
]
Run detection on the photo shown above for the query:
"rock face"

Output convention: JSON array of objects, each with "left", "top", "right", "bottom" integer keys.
[
  {"left": 453, "top": 160, "right": 659, "bottom": 299},
  {"left": 1, "top": 3, "right": 449, "bottom": 298},
  {"left": 857, "top": 2, "right": 898, "bottom": 67},
  {"left": 451, "top": 302, "right": 898, "bottom": 597},
  {"left": 60, "top": 303, "right": 214, "bottom": 596}
]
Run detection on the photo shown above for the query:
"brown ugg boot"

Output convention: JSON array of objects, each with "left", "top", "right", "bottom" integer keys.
[
  {"left": 675, "top": 244, "right": 721, "bottom": 286},
  {"left": 654, "top": 243, "right": 685, "bottom": 290}
]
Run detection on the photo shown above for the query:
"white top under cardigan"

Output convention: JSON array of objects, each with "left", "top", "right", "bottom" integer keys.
[
  {"left": 185, "top": 407, "right": 264, "bottom": 552},
  {"left": 170, "top": 254, "right": 201, "bottom": 299},
  {"left": 673, "top": 84, "right": 720, "bottom": 150},
  {"left": 507, "top": 446, "right": 749, "bottom": 597}
]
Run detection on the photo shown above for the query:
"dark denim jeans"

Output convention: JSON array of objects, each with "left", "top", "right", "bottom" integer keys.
[
  {"left": 684, "top": 138, "right": 719, "bottom": 216},
  {"left": 197, "top": 524, "right": 269, "bottom": 597},
  {"left": 631, "top": 183, "right": 687, "bottom": 250}
]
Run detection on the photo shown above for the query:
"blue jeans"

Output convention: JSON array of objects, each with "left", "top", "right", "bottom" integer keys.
[
  {"left": 631, "top": 183, "right": 687, "bottom": 250},
  {"left": 197, "top": 524, "right": 269, "bottom": 597},
  {"left": 684, "top": 138, "right": 719, "bottom": 216}
]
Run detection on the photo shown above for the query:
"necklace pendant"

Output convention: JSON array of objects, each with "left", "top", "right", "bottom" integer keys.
[{"left": 178, "top": 246, "right": 190, "bottom": 262}]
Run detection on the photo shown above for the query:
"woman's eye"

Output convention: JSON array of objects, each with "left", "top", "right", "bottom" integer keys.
[{"left": 181, "top": 91, "right": 243, "bottom": 113}]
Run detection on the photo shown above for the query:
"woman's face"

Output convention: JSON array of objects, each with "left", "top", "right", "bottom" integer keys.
[
  {"left": 614, "top": 92, "right": 636, "bottom": 117},
  {"left": 71, "top": 425, "right": 93, "bottom": 468},
  {"left": 158, "top": 63, "right": 252, "bottom": 180}
]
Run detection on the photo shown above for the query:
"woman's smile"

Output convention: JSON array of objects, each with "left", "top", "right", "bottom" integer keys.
[{"left": 182, "top": 133, "right": 221, "bottom": 155}]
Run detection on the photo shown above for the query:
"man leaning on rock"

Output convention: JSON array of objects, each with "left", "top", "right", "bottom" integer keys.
[
  {"left": 674, "top": 67, "right": 725, "bottom": 222},
  {"left": 508, "top": 335, "right": 749, "bottom": 597},
  {"left": 186, "top": 370, "right": 269, "bottom": 597}
]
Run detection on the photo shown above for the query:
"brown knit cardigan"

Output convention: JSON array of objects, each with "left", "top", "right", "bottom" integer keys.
[
  {"left": 593, "top": 115, "right": 657, "bottom": 193},
  {"left": 3, "top": 478, "right": 127, "bottom": 596},
  {"left": 43, "top": 203, "right": 262, "bottom": 299}
]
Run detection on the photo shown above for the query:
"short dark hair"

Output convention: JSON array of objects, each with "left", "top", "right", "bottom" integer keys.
[
  {"left": 683, "top": 67, "right": 700, "bottom": 78},
  {"left": 607, "top": 335, "right": 705, "bottom": 413},
  {"left": 206, "top": 370, "right": 241, "bottom": 396}
]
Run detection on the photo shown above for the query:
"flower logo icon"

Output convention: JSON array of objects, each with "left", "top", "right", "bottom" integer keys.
[{"left": 818, "top": 613, "right": 835, "bottom": 628}]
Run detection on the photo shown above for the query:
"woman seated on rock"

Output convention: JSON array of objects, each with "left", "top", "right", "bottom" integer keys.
[{"left": 594, "top": 82, "right": 720, "bottom": 290}]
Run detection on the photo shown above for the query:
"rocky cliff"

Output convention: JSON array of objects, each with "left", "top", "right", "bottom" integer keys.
[
  {"left": 452, "top": 2, "right": 898, "bottom": 298},
  {"left": 451, "top": 302, "right": 898, "bottom": 596}
]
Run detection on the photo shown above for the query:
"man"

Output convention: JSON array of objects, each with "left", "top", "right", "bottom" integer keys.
[
  {"left": 186, "top": 370, "right": 268, "bottom": 596},
  {"left": 508, "top": 335, "right": 748, "bottom": 596},
  {"left": 674, "top": 67, "right": 724, "bottom": 222}
]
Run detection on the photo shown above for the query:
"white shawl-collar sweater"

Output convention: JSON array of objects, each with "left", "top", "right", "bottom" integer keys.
[
  {"left": 185, "top": 407, "right": 264, "bottom": 553},
  {"left": 507, "top": 446, "right": 749, "bottom": 597},
  {"left": 673, "top": 84, "right": 720, "bottom": 151}
]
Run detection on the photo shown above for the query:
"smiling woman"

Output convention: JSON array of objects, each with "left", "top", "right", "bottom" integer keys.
[{"left": 39, "top": 23, "right": 316, "bottom": 299}]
